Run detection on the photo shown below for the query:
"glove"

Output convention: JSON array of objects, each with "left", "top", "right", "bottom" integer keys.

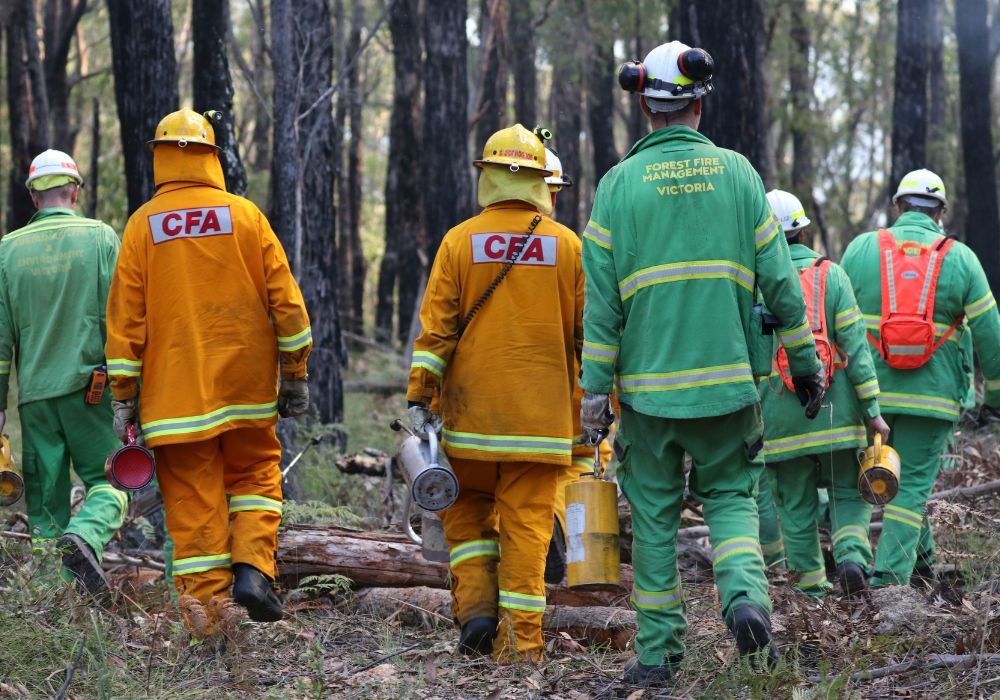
[
  {"left": 580, "top": 391, "right": 614, "bottom": 445},
  {"left": 278, "top": 378, "right": 310, "bottom": 418},
  {"left": 112, "top": 398, "right": 139, "bottom": 443},
  {"left": 408, "top": 403, "right": 442, "bottom": 439},
  {"left": 792, "top": 370, "right": 826, "bottom": 420},
  {"left": 867, "top": 415, "right": 891, "bottom": 444}
]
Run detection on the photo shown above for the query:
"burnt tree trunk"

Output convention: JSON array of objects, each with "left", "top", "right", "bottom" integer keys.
[
  {"left": 927, "top": 2, "right": 946, "bottom": 170},
  {"left": 552, "top": 67, "right": 582, "bottom": 232},
  {"left": 423, "top": 0, "right": 472, "bottom": 256},
  {"left": 473, "top": 0, "right": 507, "bottom": 151},
  {"left": 587, "top": 39, "right": 618, "bottom": 182},
  {"left": 270, "top": 0, "right": 345, "bottom": 424},
  {"left": 192, "top": 0, "right": 248, "bottom": 196},
  {"left": 626, "top": 1, "right": 645, "bottom": 147},
  {"left": 956, "top": 0, "right": 1000, "bottom": 290},
  {"left": 674, "top": 0, "right": 771, "bottom": 184},
  {"left": 107, "top": 0, "right": 179, "bottom": 214},
  {"left": 87, "top": 96, "right": 99, "bottom": 218},
  {"left": 249, "top": 1, "right": 271, "bottom": 171},
  {"left": 509, "top": 0, "right": 535, "bottom": 127},
  {"left": 889, "top": 0, "right": 931, "bottom": 197},
  {"left": 6, "top": 0, "right": 51, "bottom": 231},
  {"left": 377, "top": 0, "right": 424, "bottom": 343},
  {"left": 42, "top": 0, "right": 86, "bottom": 152}
]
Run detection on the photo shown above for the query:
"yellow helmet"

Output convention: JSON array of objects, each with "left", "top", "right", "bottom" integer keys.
[
  {"left": 474, "top": 124, "right": 551, "bottom": 175},
  {"left": 147, "top": 109, "right": 218, "bottom": 151}
]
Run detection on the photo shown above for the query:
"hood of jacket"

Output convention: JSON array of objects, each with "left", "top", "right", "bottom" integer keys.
[{"left": 153, "top": 143, "right": 226, "bottom": 195}]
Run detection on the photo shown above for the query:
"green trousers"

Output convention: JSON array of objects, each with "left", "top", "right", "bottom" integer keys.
[
  {"left": 871, "top": 414, "right": 953, "bottom": 587},
  {"left": 767, "top": 450, "right": 872, "bottom": 595},
  {"left": 19, "top": 388, "right": 128, "bottom": 560},
  {"left": 618, "top": 403, "right": 769, "bottom": 666},
  {"left": 755, "top": 469, "right": 785, "bottom": 568}
]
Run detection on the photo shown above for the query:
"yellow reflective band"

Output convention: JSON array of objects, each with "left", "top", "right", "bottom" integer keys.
[
  {"left": 712, "top": 536, "right": 763, "bottom": 567},
  {"left": 87, "top": 484, "right": 129, "bottom": 521},
  {"left": 498, "top": 589, "right": 546, "bottom": 612},
  {"left": 173, "top": 552, "right": 232, "bottom": 575},
  {"left": 832, "top": 525, "right": 868, "bottom": 546},
  {"left": 582, "top": 340, "right": 617, "bottom": 363},
  {"left": 229, "top": 494, "right": 282, "bottom": 514},
  {"left": 2, "top": 220, "right": 102, "bottom": 243},
  {"left": 442, "top": 429, "right": 572, "bottom": 456},
  {"left": 583, "top": 220, "right": 612, "bottom": 250},
  {"left": 449, "top": 539, "right": 500, "bottom": 568},
  {"left": 966, "top": 292, "right": 997, "bottom": 320},
  {"left": 796, "top": 567, "right": 828, "bottom": 588},
  {"left": 618, "top": 363, "right": 752, "bottom": 393},
  {"left": 619, "top": 260, "right": 755, "bottom": 300},
  {"left": 777, "top": 320, "right": 812, "bottom": 349},
  {"left": 411, "top": 350, "right": 446, "bottom": 378},
  {"left": 762, "top": 426, "right": 867, "bottom": 457},
  {"left": 0, "top": 360, "right": 9, "bottom": 376},
  {"left": 835, "top": 306, "right": 862, "bottom": 330},
  {"left": 987, "top": 379, "right": 1000, "bottom": 392},
  {"left": 277, "top": 326, "right": 312, "bottom": 351},
  {"left": 854, "top": 379, "right": 879, "bottom": 400},
  {"left": 884, "top": 504, "right": 923, "bottom": 529},
  {"left": 142, "top": 402, "right": 279, "bottom": 440},
  {"left": 630, "top": 584, "right": 684, "bottom": 610},
  {"left": 878, "top": 392, "right": 960, "bottom": 418},
  {"left": 760, "top": 539, "right": 784, "bottom": 556},
  {"left": 754, "top": 216, "right": 780, "bottom": 250},
  {"left": 107, "top": 357, "right": 143, "bottom": 377}
]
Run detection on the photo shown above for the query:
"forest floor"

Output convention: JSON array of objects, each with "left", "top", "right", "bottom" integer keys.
[{"left": 1, "top": 346, "right": 1000, "bottom": 698}]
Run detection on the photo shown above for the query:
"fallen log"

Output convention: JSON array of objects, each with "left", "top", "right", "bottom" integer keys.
[
  {"left": 343, "top": 381, "right": 407, "bottom": 396},
  {"left": 352, "top": 586, "right": 636, "bottom": 650},
  {"left": 929, "top": 479, "right": 1000, "bottom": 502},
  {"left": 335, "top": 450, "right": 389, "bottom": 476},
  {"left": 807, "top": 653, "right": 1000, "bottom": 684}
]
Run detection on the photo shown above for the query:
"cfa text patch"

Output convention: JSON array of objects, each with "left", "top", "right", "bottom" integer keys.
[
  {"left": 470, "top": 233, "right": 557, "bottom": 266},
  {"left": 148, "top": 206, "right": 234, "bottom": 244}
]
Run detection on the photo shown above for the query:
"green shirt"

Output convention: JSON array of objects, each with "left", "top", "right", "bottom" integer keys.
[
  {"left": 0, "top": 208, "right": 120, "bottom": 408},
  {"left": 580, "top": 126, "right": 820, "bottom": 419},
  {"left": 840, "top": 211, "right": 1000, "bottom": 421},
  {"left": 759, "top": 244, "right": 881, "bottom": 462}
]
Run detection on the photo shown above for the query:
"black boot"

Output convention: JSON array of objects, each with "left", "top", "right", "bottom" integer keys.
[
  {"left": 622, "top": 655, "right": 682, "bottom": 687},
  {"left": 232, "top": 563, "right": 284, "bottom": 622},
  {"left": 457, "top": 616, "right": 497, "bottom": 656},
  {"left": 836, "top": 561, "right": 868, "bottom": 597},
  {"left": 58, "top": 534, "right": 109, "bottom": 596},
  {"left": 544, "top": 518, "right": 567, "bottom": 584},
  {"left": 727, "top": 603, "right": 779, "bottom": 667},
  {"left": 910, "top": 563, "right": 935, "bottom": 590}
]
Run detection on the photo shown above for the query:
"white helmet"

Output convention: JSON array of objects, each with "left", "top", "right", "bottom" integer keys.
[
  {"left": 893, "top": 168, "right": 947, "bottom": 208},
  {"left": 543, "top": 148, "right": 573, "bottom": 189},
  {"left": 25, "top": 149, "right": 83, "bottom": 189},
  {"left": 618, "top": 41, "right": 714, "bottom": 113},
  {"left": 766, "top": 189, "right": 811, "bottom": 234}
]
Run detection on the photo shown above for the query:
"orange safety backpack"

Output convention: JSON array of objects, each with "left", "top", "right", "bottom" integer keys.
[
  {"left": 775, "top": 258, "right": 844, "bottom": 391},
  {"left": 868, "top": 229, "right": 962, "bottom": 370}
]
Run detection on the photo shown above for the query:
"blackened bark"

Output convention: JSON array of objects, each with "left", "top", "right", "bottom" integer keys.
[
  {"left": 788, "top": 0, "right": 812, "bottom": 198},
  {"left": 587, "top": 39, "right": 618, "bottom": 181},
  {"left": 87, "top": 96, "right": 99, "bottom": 218},
  {"left": 423, "top": 0, "right": 472, "bottom": 256},
  {"left": 249, "top": 3, "right": 271, "bottom": 171},
  {"left": 889, "top": 0, "right": 931, "bottom": 193},
  {"left": 107, "top": 0, "right": 179, "bottom": 214},
  {"left": 192, "top": 0, "right": 248, "bottom": 196},
  {"left": 345, "top": 0, "right": 366, "bottom": 332},
  {"left": 377, "top": 0, "right": 424, "bottom": 343},
  {"left": 552, "top": 65, "right": 582, "bottom": 233},
  {"left": 927, "top": 2, "right": 945, "bottom": 170},
  {"left": 270, "top": 0, "right": 345, "bottom": 425},
  {"left": 43, "top": 0, "right": 86, "bottom": 152},
  {"left": 676, "top": 0, "right": 771, "bottom": 184},
  {"left": 626, "top": 2, "right": 645, "bottom": 147},
  {"left": 509, "top": 0, "right": 536, "bottom": 127},
  {"left": 956, "top": 0, "right": 1000, "bottom": 290},
  {"left": 474, "top": 0, "right": 507, "bottom": 150}
]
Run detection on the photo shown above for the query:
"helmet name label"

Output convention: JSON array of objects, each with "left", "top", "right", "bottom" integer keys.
[
  {"left": 148, "top": 206, "right": 233, "bottom": 245},
  {"left": 471, "top": 233, "right": 557, "bottom": 266}
]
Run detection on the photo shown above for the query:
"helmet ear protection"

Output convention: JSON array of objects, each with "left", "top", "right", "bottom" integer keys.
[{"left": 617, "top": 48, "right": 715, "bottom": 96}]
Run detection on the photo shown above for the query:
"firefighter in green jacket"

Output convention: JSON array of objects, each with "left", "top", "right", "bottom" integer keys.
[
  {"left": 0, "top": 150, "right": 127, "bottom": 595},
  {"left": 841, "top": 169, "right": 1000, "bottom": 588},
  {"left": 580, "top": 41, "right": 826, "bottom": 685},
  {"left": 759, "top": 189, "right": 890, "bottom": 597}
]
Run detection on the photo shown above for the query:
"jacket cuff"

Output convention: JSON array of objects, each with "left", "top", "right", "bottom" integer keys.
[
  {"left": 861, "top": 398, "right": 880, "bottom": 420},
  {"left": 580, "top": 363, "right": 616, "bottom": 395},
  {"left": 110, "top": 377, "right": 138, "bottom": 401}
]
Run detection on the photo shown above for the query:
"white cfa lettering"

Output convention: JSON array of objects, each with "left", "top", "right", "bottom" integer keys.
[
  {"left": 470, "top": 233, "right": 557, "bottom": 266},
  {"left": 148, "top": 206, "right": 234, "bottom": 244}
]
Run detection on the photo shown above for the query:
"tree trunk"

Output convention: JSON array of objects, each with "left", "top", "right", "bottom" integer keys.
[
  {"left": 270, "top": 0, "right": 346, "bottom": 424},
  {"left": 107, "top": 0, "right": 179, "bottom": 215},
  {"left": 87, "top": 96, "right": 99, "bottom": 218},
  {"left": 586, "top": 38, "right": 618, "bottom": 182},
  {"left": 248, "top": 1, "right": 271, "bottom": 171},
  {"left": 508, "top": 0, "right": 535, "bottom": 127},
  {"left": 889, "top": 0, "right": 931, "bottom": 197},
  {"left": 473, "top": 0, "right": 507, "bottom": 152},
  {"left": 377, "top": 0, "right": 424, "bottom": 344},
  {"left": 192, "top": 0, "right": 248, "bottom": 196},
  {"left": 423, "top": 0, "right": 472, "bottom": 257},
  {"left": 339, "top": 0, "right": 366, "bottom": 334},
  {"left": 6, "top": 0, "right": 51, "bottom": 231},
  {"left": 42, "top": 0, "right": 86, "bottom": 152},
  {"left": 626, "top": 1, "right": 645, "bottom": 147},
  {"left": 956, "top": 0, "right": 1000, "bottom": 290},
  {"left": 552, "top": 80, "right": 582, "bottom": 232},
  {"left": 674, "top": 0, "right": 771, "bottom": 184}
]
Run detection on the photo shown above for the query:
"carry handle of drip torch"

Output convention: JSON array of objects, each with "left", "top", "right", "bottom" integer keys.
[
  {"left": 872, "top": 432, "right": 883, "bottom": 463},
  {"left": 588, "top": 432, "right": 607, "bottom": 480}
]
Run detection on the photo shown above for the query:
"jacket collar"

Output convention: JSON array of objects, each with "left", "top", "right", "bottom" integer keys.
[
  {"left": 624, "top": 126, "right": 713, "bottom": 161},
  {"left": 482, "top": 201, "right": 540, "bottom": 213},
  {"left": 788, "top": 243, "right": 820, "bottom": 261},
  {"left": 892, "top": 211, "right": 942, "bottom": 235},
  {"left": 27, "top": 207, "right": 78, "bottom": 224}
]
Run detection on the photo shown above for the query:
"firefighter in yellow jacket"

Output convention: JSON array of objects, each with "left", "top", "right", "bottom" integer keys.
[
  {"left": 105, "top": 110, "right": 312, "bottom": 634},
  {"left": 407, "top": 124, "right": 584, "bottom": 662}
]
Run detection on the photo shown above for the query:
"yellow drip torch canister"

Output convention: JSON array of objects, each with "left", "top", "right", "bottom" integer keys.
[
  {"left": 0, "top": 436, "right": 23, "bottom": 507},
  {"left": 858, "top": 433, "right": 901, "bottom": 506},
  {"left": 565, "top": 444, "right": 621, "bottom": 589}
]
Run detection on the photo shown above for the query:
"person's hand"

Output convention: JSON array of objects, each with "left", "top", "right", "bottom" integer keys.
[
  {"left": 408, "top": 404, "right": 441, "bottom": 438},
  {"left": 867, "top": 415, "right": 890, "bottom": 444},
  {"left": 112, "top": 398, "right": 138, "bottom": 443},
  {"left": 278, "top": 378, "right": 310, "bottom": 418},
  {"left": 792, "top": 370, "right": 826, "bottom": 420},
  {"left": 581, "top": 392, "right": 614, "bottom": 444}
]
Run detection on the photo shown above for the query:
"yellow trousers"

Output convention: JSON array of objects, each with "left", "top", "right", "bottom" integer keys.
[
  {"left": 155, "top": 426, "right": 283, "bottom": 603},
  {"left": 441, "top": 457, "right": 558, "bottom": 663}
]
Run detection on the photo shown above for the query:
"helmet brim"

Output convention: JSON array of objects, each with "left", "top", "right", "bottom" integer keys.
[
  {"left": 147, "top": 138, "right": 220, "bottom": 152},
  {"left": 474, "top": 160, "right": 553, "bottom": 177}
]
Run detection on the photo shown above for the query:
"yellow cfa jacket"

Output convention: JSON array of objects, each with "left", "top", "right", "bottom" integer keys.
[
  {"left": 106, "top": 145, "right": 311, "bottom": 448},
  {"left": 407, "top": 202, "right": 584, "bottom": 466}
]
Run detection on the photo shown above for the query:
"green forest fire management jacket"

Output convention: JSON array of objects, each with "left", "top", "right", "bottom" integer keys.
[
  {"left": 0, "top": 207, "right": 119, "bottom": 409},
  {"left": 840, "top": 211, "right": 1000, "bottom": 421},
  {"left": 580, "top": 126, "right": 821, "bottom": 419},
  {"left": 759, "top": 244, "right": 881, "bottom": 462}
]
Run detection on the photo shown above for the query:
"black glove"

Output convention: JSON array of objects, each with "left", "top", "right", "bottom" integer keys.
[
  {"left": 580, "top": 392, "right": 614, "bottom": 445},
  {"left": 792, "top": 370, "right": 826, "bottom": 420}
]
